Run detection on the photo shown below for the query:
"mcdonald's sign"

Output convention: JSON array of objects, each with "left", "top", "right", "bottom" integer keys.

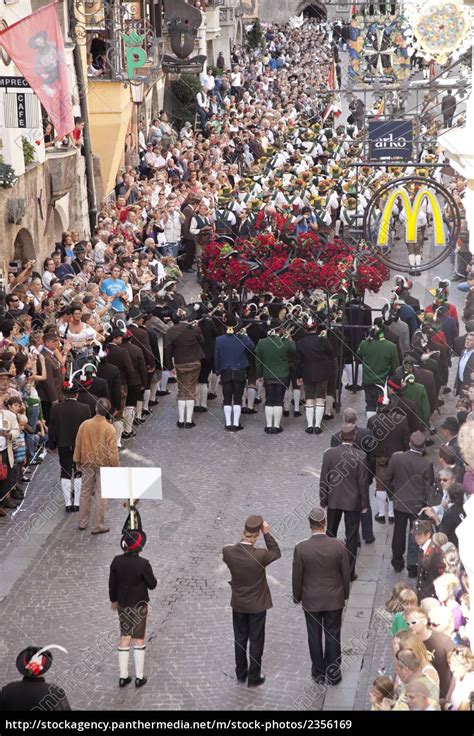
[{"left": 377, "top": 186, "right": 445, "bottom": 248}]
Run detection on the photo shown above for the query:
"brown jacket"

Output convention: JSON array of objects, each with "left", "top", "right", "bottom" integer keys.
[
  {"left": 128, "top": 324, "right": 155, "bottom": 372},
  {"left": 222, "top": 533, "right": 281, "bottom": 613},
  {"left": 122, "top": 339, "right": 147, "bottom": 388},
  {"left": 73, "top": 415, "right": 119, "bottom": 467},
  {"left": 384, "top": 449, "right": 434, "bottom": 515},
  {"left": 164, "top": 322, "right": 204, "bottom": 368},
  {"left": 319, "top": 443, "right": 369, "bottom": 511},
  {"left": 104, "top": 343, "right": 134, "bottom": 388},
  {"left": 36, "top": 348, "right": 63, "bottom": 403},
  {"left": 292, "top": 533, "right": 351, "bottom": 612}
]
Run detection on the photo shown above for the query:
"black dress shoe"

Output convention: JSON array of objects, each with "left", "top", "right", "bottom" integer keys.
[
  {"left": 443, "top": 387, "right": 451, "bottom": 394},
  {"left": 142, "top": 409, "right": 152, "bottom": 417},
  {"left": 327, "top": 677, "right": 342, "bottom": 686},
  {"left": 254, "top": 398, "right": 262, "bottom": 404},
  {"left": 135, "top": 677, "right": 147, "bottom": 688},
  {"left": 241, "top": 407, "right": 250, "bottom": 414},
  {"left": 305, "top": 427, "right": 314, "bottom": 434},
  {"left": 185, "top": 422, "right": 196, "bottom": 428},
  {"left": 157, "top": 390, "right": 170, "bottom": 396},
  {"left": 65, "top": 505, "right": 74, "bottom": 513},
  {"left": 344, "top": 384, "right": 354, "bottom": 391},
  {"left": 273, "top": 426, "right": 283, "bottom": 434},
  {"left": 168, "top": 376, "right": 177, "bottom": 383},
  {"left": 72, "top": 506, "right": 79, "bottom": 512},
  {"left": 425, "top": 438, "right": 434, "bottom": 446},
  {"left": 237, "top": 676, "right": 247, "bottom": 683},
  {"left": 323, "top": 414, "right": 334, "bottom": 420},
  {"left": 119, "top": 676, "right": 132, "bottom": 687},
  {"left": 194, "top": 406, "right": 205, "bottom": 413},
  {"left": 408, "top": 566, "right": 418, "bottom": 578},
  {"left": 11, "top": 488, "right": 24, "bottom": 501},
  {"left": 225, "top": 425, "right": 233, "bottom": 432},
  {"left": 149, "top": 400, "right": 159, "bottom": 407},
  {"left": 365, "top": 538, "right": 376, "bottom": 544},
  {"left": 207, "top": 392, "right": 217, "bottom": 400},
  {"left": 283, "top": 410, "right": 290, "bottom": 417},
  {"left": 391, "top": 562, "right": 404, "bottom": 573},
  {"left": 350, "top": 574, "right": 358, "bottom": 581},
  {"left": 264, "top": 427, "right": 272, "bottom": 434},
  {"left": 232, "top": 424, "right": 244, "bottom": 431},
  {"left": 388, "top": 516, "right": 395, "bottom": 524},
  {"left": 374, "top": 514, "right": 386, "bottom": 524},
  {"left": 314, "top": 427, "right": 322, "bottom": 434},
  {"left": 122, "top": 432, "right": 133, "bottom": 440},
  {"left": 177, "top": 421, "right": 185, "bottom": 428},
  {"left": 246, "top": 408, "right": 258, "bottom": 414},
  {"left": 248, "top": 676, "right": 265, "bottom": 688},
  {"left": 312, "top": 674, "right": 327, "bottom": 685},
  {"left": 294, "top": 411, "right": 302, "bottom": 417}
]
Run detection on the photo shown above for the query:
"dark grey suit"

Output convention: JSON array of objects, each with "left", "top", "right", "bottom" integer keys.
[
  {"left": 385, "top": 449, "right": 434, "bottom": 571},
  {"left": 320, "top": 443, "right": 369, "bottom": 579},
  {"left": 293, "top": 533, "right": 351, "bottom": 683}
]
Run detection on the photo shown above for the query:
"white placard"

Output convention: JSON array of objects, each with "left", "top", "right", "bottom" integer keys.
[{"left": 100, "top": 467, "right": 162, "bottom": 500}]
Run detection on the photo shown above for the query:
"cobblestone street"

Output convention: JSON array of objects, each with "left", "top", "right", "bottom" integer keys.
[{"left": 0, "top": 264, "right": 464, "bottom": 711}]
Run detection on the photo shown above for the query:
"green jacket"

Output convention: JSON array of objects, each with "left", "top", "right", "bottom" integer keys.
[
  {"left": 255, "top": 336, "right": 296, "bottom": 380},
  {"left": 402, "top": 381, "right": 431, "bottom": 426},
  {"left": 358, "top": 338, "right": 399, "bottom": 386}
]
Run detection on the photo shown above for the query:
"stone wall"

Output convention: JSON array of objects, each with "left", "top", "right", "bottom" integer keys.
[
  {"left": 256, "top": 0, "right": 340, "bottom": 22},
  {"left": 0, "top": 149, "right": 90, "bottom": 265}
]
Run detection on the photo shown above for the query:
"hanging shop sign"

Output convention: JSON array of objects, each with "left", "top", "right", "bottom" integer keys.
[
  {"left": 368, "top": 120, "right": 413, "bottom": 160},
  {"left": 363, "top": 175, "right": 461, "bottom": 273}
]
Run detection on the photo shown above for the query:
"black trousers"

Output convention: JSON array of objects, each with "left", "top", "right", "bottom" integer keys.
[
  {"left": 58, "top": 446, "right": 81, "bottom": 480},
  {"left": 232, "top": 610, "right": 266, "bottom": 683},
  {"left": 181, "top": 238, "right": 196, "bottom": 270},
  {"left": 326, "top": 508, "right": 360, "bottom": 579},
  {"left": 264, "top": 379, "right": 288, "bottom": 407},
  {"left": 304, "top": 609, "right": 343, "bottom": 682},
  {"left": 391, "top": 509, "right": 419, "bottom": 569}
]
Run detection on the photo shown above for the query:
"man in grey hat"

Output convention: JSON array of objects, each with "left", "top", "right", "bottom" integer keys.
[
  {"left": 292, "top": 508, "right": 350, "bottom": 686},
  {"left": 222, "top": 515, "right": 281, "bottom": 687},
  {"left": 319, "top": 424, "right": 369, "bottom": 581},
  {"left": 385, "top": 431, "right": 434, "bottom": 576}
]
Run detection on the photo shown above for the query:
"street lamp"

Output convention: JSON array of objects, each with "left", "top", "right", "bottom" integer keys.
[{"left": 130, "top": 80, "right": 145, "bottom": 166}]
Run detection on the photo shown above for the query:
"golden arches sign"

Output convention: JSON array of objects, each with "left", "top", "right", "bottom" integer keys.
[{"left": 377, "top": 187, "right": 445, "bottom": 248}]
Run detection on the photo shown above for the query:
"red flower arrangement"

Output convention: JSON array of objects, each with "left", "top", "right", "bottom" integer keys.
[{"left": 202, "top": 235, "right": 387, "bottom": 297}]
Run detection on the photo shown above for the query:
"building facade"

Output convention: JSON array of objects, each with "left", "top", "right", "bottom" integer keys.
[{"left": 0, "top": 0, "right": 91, "bottom": 265}]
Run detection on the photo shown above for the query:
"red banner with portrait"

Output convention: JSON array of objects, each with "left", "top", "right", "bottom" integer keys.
[{"left": 0, "top": 3, "right": 74, "bottom": 138}]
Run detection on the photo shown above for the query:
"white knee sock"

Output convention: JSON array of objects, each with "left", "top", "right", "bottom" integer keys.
[
  {"left": 415, "top": 253, "right": 421, "bottom": 266},
  {"left": 408, "top": 253, "right": 415, "bottom": 267},
  {"left": 178, "top": 400, "right": 186, "bottom": 422},
  {"left": 133, "top": 645, "right": 146, "bottom": 679},
  {"left": 224, "top": 405, "right": 232, "bottom": 426},
  {"left": 209, "top": 372, "right": 218, "bottom": 394},
  {"left": 61, "top": 479, "right": 72, "bottom": 507},
  {"left": 233, "top": 405, "right": 241, "bottom": 427},
  {"left": 256, "top": 379, "right": 264, "bottom": 399},
  {"left": 114, "top": 419, "right": 123, "bottom": 447},
  {"left": 119, "top": 647, "right": 130, "bottom": 679},
  {"left": 160, "top": 371, "right": 169, "bottom": 391},
  {"left": 305, "top": 405, "right": 315, "bottom": 428},
  {"left": 143, "top": 389, "right": 151, "bottom": 411},
  {"left": 388, "top": 500, "right": 394, "bottom": 518},
  {"left": 265, "top": 406, "right": 274, "bottom": 427},
  {"left": 185, "top": 400, "right": 194, "bottom": 422},
  {"left": 247, "top": 387, "right": 256, "bottom": 410},
  {"left": 293, "top": 389, "right": 301, "bottom": 411},
  {"left": 274, "top": 406, "right": 283, "bottom": 428},
  {"left": 376, "top": 490, "right": 387, "bottom": 516},
  {"left": 315, "top": 403, "right": 325, "bottom": 428},
  {"left": 283, "top": 389, "right": 290, "bottom": 411},
  {"left": 150, "top": 380, "right": 159, "bottom": 402},
  {"left": 73, "top": 476, "right": 81, "bottom": 506},
  {"left": 344, "top": 364, "right": 353, "bottom": 385},
  {"left": 325, "top": 395, "right": 334, "bottom": 416},
  {"left": 198, "top": 384, "right": 208, "bottom": 408},
  {"left": 136, "top": 400, "right": 143, "bottom": 420},
  {"left": 123, "top": 407, "right": 135, "bottom": 434}
]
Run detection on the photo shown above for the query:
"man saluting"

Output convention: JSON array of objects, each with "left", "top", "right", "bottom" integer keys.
[{"left": 223, "top": 515, "right": 281, "bottom": 688}]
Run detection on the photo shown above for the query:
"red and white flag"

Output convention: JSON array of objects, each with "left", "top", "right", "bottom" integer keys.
[
  {"left": 322, "top": 58, "right": 342, "bottom": 123},
  {"left": 0, "top": 3, "right": 74, "bottom": 138}
]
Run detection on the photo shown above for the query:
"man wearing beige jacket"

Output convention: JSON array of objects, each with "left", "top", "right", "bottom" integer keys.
[{"left": 74, "top": 398, "right": 119, "bottom": 534}]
